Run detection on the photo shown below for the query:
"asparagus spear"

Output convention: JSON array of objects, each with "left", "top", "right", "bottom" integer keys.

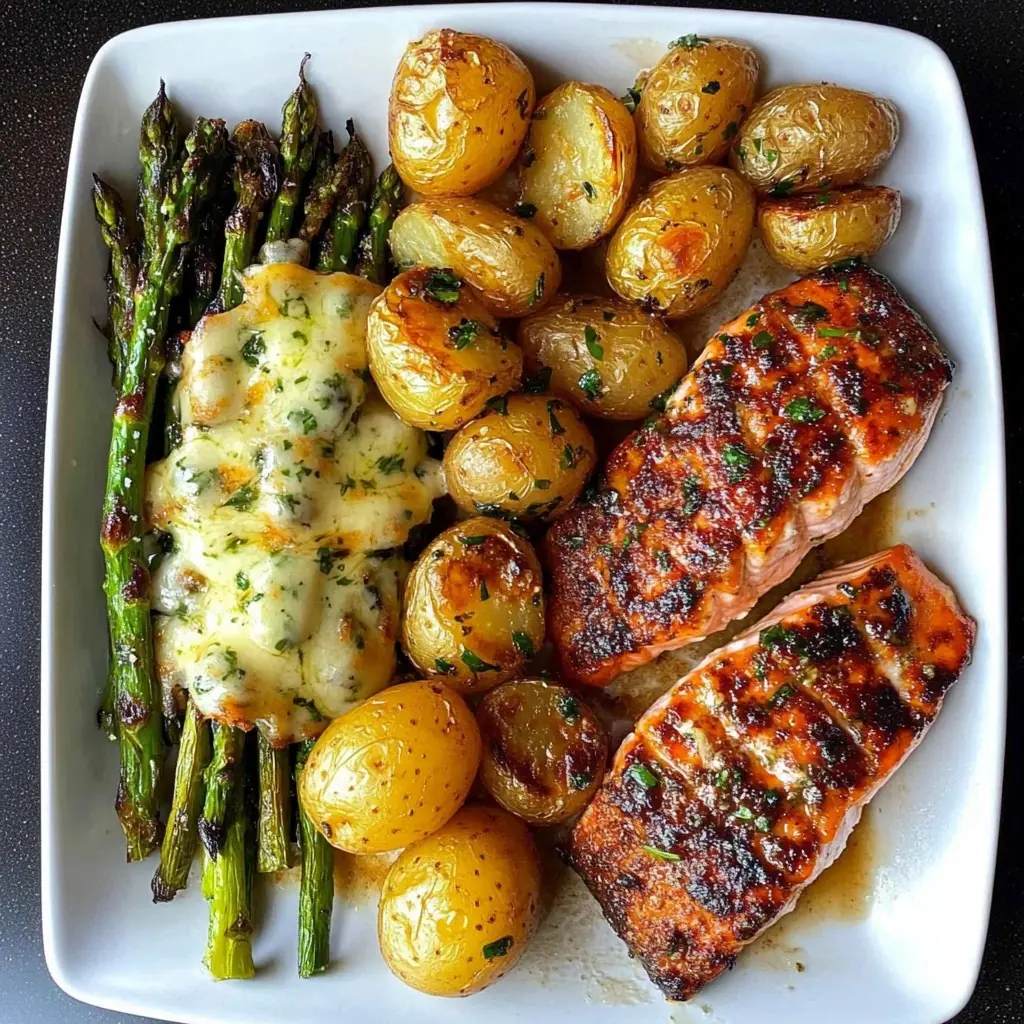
[
  {"left": 199, "top": 722, "right": 247, "bottom": 860},
  {"left": 203, "top": 748, "right": 255, "bottom": 980},
  {"left": 92, "top": 176, "right": 138, "bottom": 388},
  {"left": 212, "top": 120, "right": 280, "bottom": 312},
  {"left": 265, "top": 56, "right": 319, "bottom": 244},
  {"left": 355, "top": 164, "right": 403, "bottom": 285},
  {"left": 296, "top": 739, "right": 333, "bottom": 977},
  {"left": 256, "top": 734, "right": 291, "bottom": 873},
  {"left": 315, "top": 121, "right": 373, "bottom": 273},
  {"left": 98, "top": 99, "right": 227, "bottom": 861},
  {"left": 151, "top": 701, "right": 212, "bottom": 901},
  {"left": 299, "top": 130, "right": 353, "bottom": 242}
]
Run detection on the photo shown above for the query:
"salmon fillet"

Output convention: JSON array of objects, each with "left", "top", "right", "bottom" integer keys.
[
  {"left": 546, "top": 265, "right": 952, "bottom": 686},
  {"left": 568, "top": 545, "right": 975, "bottom": 1000}
]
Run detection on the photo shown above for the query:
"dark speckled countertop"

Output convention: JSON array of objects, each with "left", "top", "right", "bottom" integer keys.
[{"left": 1, "top": 1, "right": 1021, "bottom": 1021}]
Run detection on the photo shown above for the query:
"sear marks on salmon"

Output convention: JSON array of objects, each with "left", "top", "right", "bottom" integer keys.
[
  {"left": 546, "top": 264, "right": 953, "bottom": 686},
  {"left": 568, "top": 545, "right": 975, "bottom": 1001}
]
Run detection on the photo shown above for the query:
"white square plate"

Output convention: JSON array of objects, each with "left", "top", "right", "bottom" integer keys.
[{"left": 42, "top": 5, "right": 1005, "bottom": 1023}]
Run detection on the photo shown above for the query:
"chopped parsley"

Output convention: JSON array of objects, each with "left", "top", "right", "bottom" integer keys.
[
  {"left": 512, "top": 631, "right": 535, "bottom": 657},
  {"left": 771, "top": 178, "right": 797, "bottom": 196},
  {"left": 240, "top": 334, "right": 265, "bottom": 367},
  {"left": 751, "top": 330, "right": 774, "bottom": 349},
  {"left": 448, "top": 318, "right": 484, "bottom": 349},
  {"left": 434, "top": 658, "right": 455, "bottom": 675},
  {"left": 529, "top": 273, "right": 546, "bottom": 307},
  {"left": 584, "top": 325, "right": 604, "bottom": 360},
  {"left": 485, "top": 395, "right": 509, "bottom": 415},
  {"left": 582, "top": 181, "right": 596, "bottom": 200},
  {"left": 769, "top": 682, "right": 797, "bottom": 707},
  {"left": 791, "top": 301, "right": 828, "bottom": 329},
  {"left": 578, "top": 368, "right": 602, "bottom": 400},
  {"left": 235, "top": 571, "right": 250, "bottom": 590},
  {"left": 560, "top": 444, "right": 576, "bottom": 470},
  {"left": 721, "top": 443, "right": 752, "bottom": 481},
  {"left": 701, "top": 80, "right": 721, "bottom": 94},
  {"left": 459, "top": 534, "right": 488, "bottom": 546},
  {"left": 461, "top": 648, "right": 500, "bottom": 673},
  {"left": 224, "top": 482, "right": 257, "bottom": 511},
  {"left": 818, "top": 326, "right": 850, "bottom": 338},
  {"left": 642, "top": 844, "right": 680, "bottom": 862},
  {"left": 557, "top": 694, "right": 580, "bottom": 722},
  {"left": 682, "top": 475, "right": 703, "bottom": 515},
  {"left": 622, "top": 85, "right": 643, "bottom": 113},
  {"left": 819, "top": 345, "right": 838, "bottom": 359},
  {"left": 423, "top": 268, "right": 463, "bottom": 305},
  {"left": 626, "top": 763, "right": 659, "bottom": 789},
  {"left": 482, "top": 936, "right": 514, "bottom": 960},
  {"left": 375, "top": 453, "right": 405, "bottom": 475},
  {"left": 570, "top": 771, "right": 592, "bottom": 790},
  {"left": 534, "top": 478, "right": 551, "bottom": 490},
  {"left": 670, "top": 33, "right": 709, "bottom": 48},
  {"left": 547, "top": 399, "right": 566, "bottom": 435},
  {"left": 784, "top": 396, "right": 826, "bottom": 423},
  {"left": 288, "top": 408, "right": 318, "bottom": 435}
]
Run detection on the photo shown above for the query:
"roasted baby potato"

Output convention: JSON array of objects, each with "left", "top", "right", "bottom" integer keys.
[
  {"left": 366, "top": 268, "right": 523, "bottom": 430},
  {"left": 518, "top": 81, "right": 637, "bottom": 250},
  {"left": 378, "top": 804, "right": 541, "bottom": 996},
  {"left": 605, "top": 166, "right": 755, "bottom": 318},
  {"left": 517, "top": 295, "right": 688, "bottom": 420},
  {"left": 298, "top": 680, "right": 480, "bottom": 853},
  {"left": 729, "top": 84, "right": 900, "bottom": 195},
  {"left": 636, "top": 36, "right": 759, "bottom": 172},
  {"left": 390, "top": 198, "right": 562, "bottom": 317},
  {"left": 443, "top": 392, "right": 596, "bottom": 521},
  {"left": 758, "top": 185, "right": 902, "bottom": 273},
  {"left": 388, "top": 29, "right": 535, "bottom": 196},
  {"left": 477, "top": 680, "right": 607, "bottom": 826},
  {"left": 402, "top": 518, "right": 545, "bottom": 694}
]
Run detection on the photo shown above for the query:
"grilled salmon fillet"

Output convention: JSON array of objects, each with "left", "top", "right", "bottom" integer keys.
[
  {"left": 568, "top": 545, "right": 974, "bottom": 1000},
  {"left": 546, "top": 265, "right": 952, "bottom": 686}
]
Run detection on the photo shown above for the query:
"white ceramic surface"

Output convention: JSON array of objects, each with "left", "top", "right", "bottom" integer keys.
[{"left": 41, "top": 5, "right": 1005, "bottom": 1023}]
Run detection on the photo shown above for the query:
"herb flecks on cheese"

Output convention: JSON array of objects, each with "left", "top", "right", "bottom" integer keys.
[{"left": 146, "top": 264, "right": 445, "bottom": 744}]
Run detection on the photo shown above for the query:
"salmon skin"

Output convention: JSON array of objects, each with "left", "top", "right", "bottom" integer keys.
[
  {"left": 568, "top": 545, "right": 975, "bottom": 1001},
  {"left": 546, "top": 264, "right": 953, "bottom": 686}
]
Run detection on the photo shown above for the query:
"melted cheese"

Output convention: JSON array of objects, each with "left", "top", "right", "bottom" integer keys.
[{"left": 147, "top": 263, "right": 445, "bottom": 743}]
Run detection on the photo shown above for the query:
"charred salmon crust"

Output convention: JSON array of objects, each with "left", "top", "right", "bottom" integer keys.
[
  {"left": 546, "top": 264, "right": 953, "bottom": 686},
  {"left": 568, "top": 545, "right": 974, "bottom": 1000}
]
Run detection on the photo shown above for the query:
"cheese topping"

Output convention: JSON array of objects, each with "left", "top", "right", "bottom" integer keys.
[{"left": 146, "top": 263, "right": 444, "bottom": 744}]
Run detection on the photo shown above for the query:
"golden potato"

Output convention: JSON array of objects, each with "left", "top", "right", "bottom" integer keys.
[
  {"left": 758, "top": 185, "right": 901, "bottom": 273},
  {"left": 390, "top": 198, "right": 562, "bottom": 317},
  {"left": 365, "top": 268, "right": 523, "bottom": 430},
  {"left": 298, "top": 680, "right": 480, "bottom": 853},
  {"left": 517, "top": 295, "right": 688, "bottom": 420},
  {"left": 636, "top": 36, "right": 759, "bottom": 172},
  {"left": 443, "top": 392, "right": 596, "bottom": 521},
  {"left": 388, "top": 29, "right": 535, "bottom": 196},
  {"left": 477, "top": 680, "right": 607, "bottom": 826},
  {"left": 518, "top": 81, "right": 637, "bottom": 250},
  {"left": 729, "top": 84, "right": 900, "bottom": 195},
  {"left": 378, "top": 804, "right": 541, "bottom": 996},
  {"left": 605, "top": 166, "right": 755, "bottom": 318},
  {"left": 402, "top": 518, "right": 545, "bottom": 694}
]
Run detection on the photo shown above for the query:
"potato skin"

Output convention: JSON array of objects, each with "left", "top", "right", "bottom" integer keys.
[
  {"left": 477, "top": 680, "right": 608, "bottom": 826},
  {"left": 378, "top": 804, "right": 541, "bottom": 996},
  {"left": 729, "top": 84, "right": 900, "bottom": 196},
  {"left": 443, "top": 392, "right": 596, "bottom": 521},
  {"left": 605, "top": 166, "right": 755, "bottom": 318},
  {"left": 757, "top": 185, "right": 901, "bottom": 273},
  {"left": 518, "top": 81, "right": 637, "bottom": 250},
  {"left": 402, "top": 518, "right": 545, "bottom": 694},
  {"left": 298, "top": 680, "right": 480, "bottom": 853},
  {"left": 517, "top": 295, "right": 688, "bottom": 420},
  {"left": 390, "top": 198, "right": 562, "bottom": 317},
  {"left": 388, "top": 29, "right": 535, "bottom": 196},
  {"left": 366, "top": 268, "right": 523, "bottom": 430},
  {"left": 636, "top": 37, "right": 759, "bottom": 172}
]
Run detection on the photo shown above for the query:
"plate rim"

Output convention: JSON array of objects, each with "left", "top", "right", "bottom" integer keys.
[{"left": 40, "top": 5, "right": 1007, "bottom": 1022}]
